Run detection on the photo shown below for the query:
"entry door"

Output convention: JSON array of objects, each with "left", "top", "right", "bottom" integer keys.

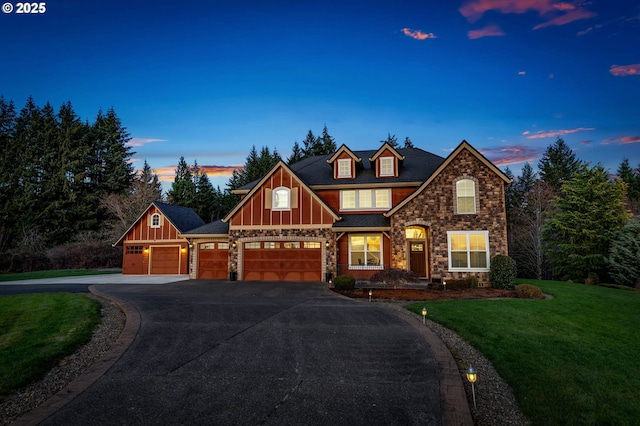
[{"left": 409, "top": 242, "right": 427, "bottom": 278}]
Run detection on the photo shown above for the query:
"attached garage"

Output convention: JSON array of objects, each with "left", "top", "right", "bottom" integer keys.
[
  {"left": 150, "top": 246, "right": 183, "bottom": 274},
  {"left": 198, "top": 242, "right": 229, "bottom": 280},
  {"left": 243, "top": 241, "right": 322, "bottom": 281}
]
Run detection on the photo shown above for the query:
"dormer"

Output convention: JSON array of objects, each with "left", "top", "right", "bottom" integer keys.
[
  {"left": 327, "top": 144, "right": 362, "bottom": 180},
  {"left": 369, "top": 143, "right": 405, "bottom": 178}
]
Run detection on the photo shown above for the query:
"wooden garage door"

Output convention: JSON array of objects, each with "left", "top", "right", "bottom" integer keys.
[
  {"left": 123, "top": 245, "right": 145, "bottom": 274},
  {"left": 243, "top": 241, "right": 322, "bottom": 281},
  {"left": 198, "top": 243, "right": 229, "bottom": 280},
  {"left": 150, "top": 246, "right": 180, "bottom": 274}
]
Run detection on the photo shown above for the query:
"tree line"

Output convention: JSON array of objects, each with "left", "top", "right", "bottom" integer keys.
[{"left": 505, "top": 138, "right": 640, "bottom": 286}]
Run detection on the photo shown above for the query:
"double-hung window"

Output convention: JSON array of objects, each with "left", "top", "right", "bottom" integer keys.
[
  {"left": 447, "top": 231, "right": 489, "bottom": 271},
  {"left": 456, "top": 179, "right": 476, "bottom": 214},
  {"left": 379, "top": 157, "right": 394, "bottom": 176},
  {"left": 337, "top": 159, "right": 351, "bottom": 178}
]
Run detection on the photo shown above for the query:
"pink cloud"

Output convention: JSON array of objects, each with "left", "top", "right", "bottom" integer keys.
[
  {"left": 533, "top": 8, "right": 596, "bottom": 30},
  {"left": 127, "top": 138, "right": 167, "bottom": 147},
  {"left": 459, "top": 0, "right": 595, "bottom": 29},
  {"left": 468, "top": 24, "right": 505, "bottom": 39},
  {"left": 609, "top": 64, "right": 640, "bottom": 77},
  {"left": 401, "top": 28, "right": 437, "bottom": 40},
  {"left": 518, "top": 71, "right": 526, "bottom": 75},
  {"left": 602, "top": 136, "right": 640, "bottom": 145},
  {"left": 579, "top": 140, "right": 591, "bottom": 145},
  {"left": 480, "top": 145, "right": 543, "bottom": 166},
  {"left": 525, "top": 127, "right": 595, "bottom": 139},
  {"left": 577, "top": 23, "right": 603, "bottom": 36},
  {"left": 155, "top": 165, "right": 242, "bottom": 182}
]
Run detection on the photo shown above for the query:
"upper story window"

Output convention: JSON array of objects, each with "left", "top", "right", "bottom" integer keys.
[
  {"left": 337, "top": 159, "right": 352, "bottom": 178},
  {"left": 150, "top": 213, "right": 161, "bottom": 228},
  {"left": 379, "top": 157, "right": 394, "bottom": 177},
  {"left": 456, "top": 179, "right": 476, "bottom": 214},
  {"left": 340, "top": 189, "right": 391, "bottom": 211},
  {"left": 273, "top": 187, "right": 290, "bottom": 210}
]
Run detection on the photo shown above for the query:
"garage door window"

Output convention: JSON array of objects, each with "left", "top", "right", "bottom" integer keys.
[{"left": 245, "top": 242, "right": 261, "bottom": 249}]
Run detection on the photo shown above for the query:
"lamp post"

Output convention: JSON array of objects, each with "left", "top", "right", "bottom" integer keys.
[
  {"left": 368, "top": 289, "right": 373, "bottom": 302},
  {"left": 466, "top": 366, "right": 477, "bottom": 409},
  {"left": 421, "top": 306, "right": 427, "bottom": 324}
]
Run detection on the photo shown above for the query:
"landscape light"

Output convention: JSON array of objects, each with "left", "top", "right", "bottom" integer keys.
[
  {"left": 443, "top": 280, "right": 447, "bottom": 291},
  {"left": 368, "top": 289, "right": 373, "bottom": 302},
  {"left": 466, "top": 366, "right": 477, "bottom": 409},
  {"left": 421, "top": 307, "right": 427, "bottom": 324}
]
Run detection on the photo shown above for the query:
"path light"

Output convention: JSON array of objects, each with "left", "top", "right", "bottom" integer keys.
[
  {"left": 466, "top": 366, "right": 477, "bottom": 409},
  {"left": 443, "top": 280, "right": 447, "bottom": 291},
  {"left": 369, "top": 289, "right": 373, "bottom": 302},
  {"left": 421, "top": 306, "right": 427, "bottom": 324}
]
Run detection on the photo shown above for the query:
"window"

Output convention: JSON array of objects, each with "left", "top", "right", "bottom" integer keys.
[
  {"left": 456, "top": 179, "right": 476, "bottom": 214},
  {"left": 264, "top": 242, "right": 280, "bottom": 249},
  {"left": 447, "top": 231, "right": 489, "bottom": 271},
  {"left": 340, "top": 189, "right": 391, "bottom": 210},
  {"left": 405, "top": 226, "right": 426, "bottom": 239},
  {"left": 283, "top": 242, "right": 300, "bottom": 249},
  {"left": 200, "top": 243, "right": 216, "bottom": 249},
  {"left": 380, "top": 157, "right": 394, "bottom": 176},
  {"left": 218, "top": 242, "right": 229, "bottom": 249},
  {"left": 126, "top": 245, "right": 143, "bottom": 254},
  {"left": 349, "top": 235, "right": 383, "bottom": 269},
  {"left": 304, "top": 241, "right": 321, "bottom": 249},
  {"left": 273, "top": 187, "right": 290, "bottom": 210},
  {"left": 150, "top": 213, "right": 161, "bottom": 228},
  {"left": 337, "top": 159, "right": 351, "bottom": 178},
  {"left": 245, "top": 242, "right": 261, "bottom": 249}
]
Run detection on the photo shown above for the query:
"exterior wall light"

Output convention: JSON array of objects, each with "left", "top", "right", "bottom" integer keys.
[
  {"left": 421, "top": 306, "right": 427, "bottom": 324},
  {"left": 466, "top": 366, "right": 477, "bottom": 409},
  {"left": 325, "top": 241, "right": 330, "bottom": 248},
  {"left": 232, "top": 241, "right": 237, "bottom": 249}
]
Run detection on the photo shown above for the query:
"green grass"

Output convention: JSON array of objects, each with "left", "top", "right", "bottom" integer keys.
[
  {"left": 406, "top": 280, "right": 640, "bottom": 426},
  {"left": 0, "top": 268, "right": 121, "bottom": 282},
  {"left": 0, "top": 293, "right": 101, "bottom": 399}
]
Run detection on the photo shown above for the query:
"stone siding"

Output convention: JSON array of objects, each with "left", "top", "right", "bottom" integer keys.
[{"left": 391, "top": 148, "right": 508, "bottom": 285}]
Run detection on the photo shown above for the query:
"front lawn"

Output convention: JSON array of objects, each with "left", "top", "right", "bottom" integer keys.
[
  {"left": 406, "top": 280, "right": 640, "bottom": 425},
  {"left": 0, "top": 293, "right": 101, "bottom": 399},
  {"left": 0, "top": 269, "right": 121, "bottom": 282}
]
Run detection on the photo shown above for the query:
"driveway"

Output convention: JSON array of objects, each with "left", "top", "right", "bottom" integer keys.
[{"left": 14, "top": 280, "right": 471, "bottom": 425}]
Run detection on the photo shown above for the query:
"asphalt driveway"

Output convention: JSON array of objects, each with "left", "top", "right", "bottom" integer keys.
[{"left": 17, "top": 280, "right": 468, "bottom": 425}]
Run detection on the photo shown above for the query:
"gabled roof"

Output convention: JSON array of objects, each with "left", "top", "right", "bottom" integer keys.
[
  {"left": 182, "top": 220, "right": 229, "bottom": 237},
  {"left": 326, "top": 144, "right": 362, "bottom": 164},
  {"left": 368, "top": 142, "right": 405, "bottom": 162},
  {"left": 113, "top": 201, "right": 205, "bottom": 246},
  {"left": 223, "top": 160, "right": 342, "bottom": 223},
  {"left": 385, "top": 140, "right": 512, "bottom": 217}
]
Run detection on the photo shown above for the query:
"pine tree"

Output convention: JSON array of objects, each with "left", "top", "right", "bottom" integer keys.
[
  {"left": 287, "top": 141, "right": 304, "bottom": 164},
  {"left": 543, "top": 163, "right": 630, "bottom": 281},
  {"left": 193, "top": 163, "right": 216, "bottom": 222},
  {"left": 538, "top": 138, "right": 581, "bottom": 191},
  {"left": 617, "top": 158, "right": 640, "bottom": 213},
  {"left": 380, "top": 133, "right": 399, "bottom": 148},
  {"left": 608, "top": 217, "right": 640, "bottom": 287},
  {"left": 403, "top": 137, "right": 415, "bottom": 148},
  {"left": 167, "top": 157, "right": 196, "bottom": 206},
  {"left": 0, "top": 97, "right": 17, "bottom": 252},
  {"left": 319, "top": 124, "right": 336, "bottom": 154},
  {"left": 301, "top": 130, "right": 321, "bottom": 157}
]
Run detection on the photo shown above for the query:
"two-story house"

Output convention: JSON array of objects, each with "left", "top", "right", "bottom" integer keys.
[{"left": 115, "top": 140, "right": 510, "bottom": 285}]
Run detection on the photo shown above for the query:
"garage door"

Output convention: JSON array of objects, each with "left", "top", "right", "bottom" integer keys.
[
  {"left": 150, "top": 246, "right": 180, "bottom": 274},
  {"left": 198, "top": 242, "right": 229, "bottom": 280},
  {"left": 243, "top": 241, "right": 322, "bottom": 281}
]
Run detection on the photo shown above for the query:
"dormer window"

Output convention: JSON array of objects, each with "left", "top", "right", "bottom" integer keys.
[
  {"left": 150, "top": 213, "right": 161, "bottom": 228},
  {"left": 379, "top": 157, "right": 394, "bottom": 177},
  {"left": 273, "top": 187, "right": 290, "bottom": 210},
  {"left": 337, "top": 159, "right": 352, "bottom": 178}
]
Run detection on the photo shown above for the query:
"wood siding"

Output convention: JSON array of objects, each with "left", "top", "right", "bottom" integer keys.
[{"left": 122, "top": 205, "right": 184, "bottom": 243}]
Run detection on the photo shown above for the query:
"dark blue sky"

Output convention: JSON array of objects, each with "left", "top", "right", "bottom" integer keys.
[{"left": 2, "top": 0, "right": 639, "bottom": 188}]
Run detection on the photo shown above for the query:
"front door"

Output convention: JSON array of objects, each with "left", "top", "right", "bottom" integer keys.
[{"left": 409, "top": 242, "right": 427, "bottom": 277}]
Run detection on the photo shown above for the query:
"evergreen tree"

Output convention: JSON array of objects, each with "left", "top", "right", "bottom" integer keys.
[
  {"left": 380, "top": 133, "right": 399, "bottom": 148},
  {"left": 617, "top": 158, "right": 640, "bottom": 213},
  {"left": 0, "top": 97, "right": 17, "bottom": 251},
  {"left": 287, "top": 141, "right": 304, "bottom": 164},
  {"left": 403, "top": 137, "right": 415, "bottom": 148},
  {"left": 301, "top": 130, "right": 321, "bottom": 157},
  {"left": 319, "top": 124, "right": 336, "bottom": 154},
  {"left": 193, "top": 162, "right": 217, "bottom": 222},
  {"left": 167, "top": 157, "right": 196, "bottom": 206},
  {"left": 543, "top": 163, "right": 630, "bottom": 281},
  {"left": 608, "top": 217, "right": 640, "bottom": 287},
  {"left": 538, "top": 138, "right": 581, "bottom": 191}
]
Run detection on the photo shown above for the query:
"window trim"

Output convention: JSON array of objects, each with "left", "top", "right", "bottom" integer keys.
[
  {"left": 272, "top": 186, "right": 291, "bottom": 211},
  {"left": 150, "top": 213, "right": 161, "bottom": 228},
  {"left": 455, "top": 179, "right": 477, "bottom": 214},
  {"left": 379, "top": 156, "right": 394, "bottom": 177},
  {"left": 337, "top": 158, "right": 352, "bottom": 178},
  {"left": 447, "top": 230, "right": 490, "bottom": 272},
  {"left": 340, "top": 189, "right": 391, "bottom": 211},
  {"left": 348, "top": 234, "right": 384, "bottom": 270}
]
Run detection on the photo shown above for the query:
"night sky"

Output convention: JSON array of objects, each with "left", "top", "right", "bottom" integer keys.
[{"left": 2, "top": 0, "right": 639, "bottom": 189}]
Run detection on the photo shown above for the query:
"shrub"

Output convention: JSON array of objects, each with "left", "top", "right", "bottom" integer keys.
[
  {"left": 441, "top": 279, "right": 470, "bottom": 290},
  {"left": 516, "top": 284, "right": 544, "bottom": 299},
  {"left": 585, "top": 271, "right": 599, "bottom": 285},
  {"left": 490, "top": 255, "right": 517, "bottom": 289},
  {"left": 468, "top": 275, "right": 479, "bottom": 288},
  {"left": 333, "top": 274, "right": 355, "bottom": 290},
  {"left": 608, "top": 217, "right": 640, "bottom": 288},
  {"left": 370, "top": 268, "right": 420, "bottom": 286}
]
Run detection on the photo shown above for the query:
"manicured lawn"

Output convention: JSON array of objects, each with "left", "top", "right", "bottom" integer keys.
[
  {"left": 406, "top": 280, "right": 640, "bottom": 426},
  {"left": 0, "top": 269, "right": 121, "bottom": 282},
  {"left": 0, "top": 293, "right": 101, "bottom": 399}
]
